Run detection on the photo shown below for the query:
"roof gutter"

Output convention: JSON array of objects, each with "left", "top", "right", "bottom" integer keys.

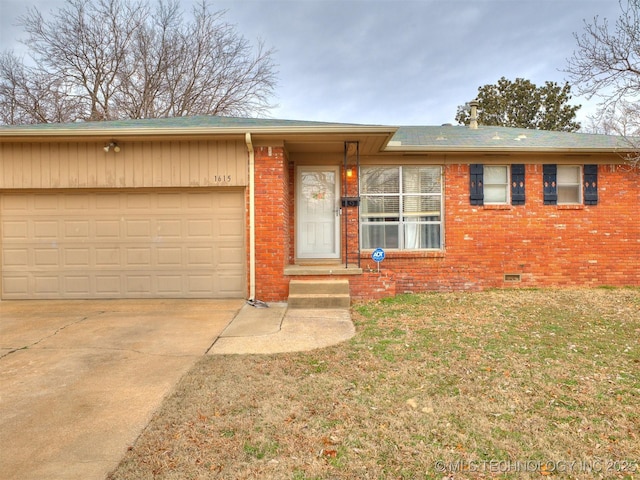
[{"left": 245, "top": 132, "right": 256, "bottom": 302}]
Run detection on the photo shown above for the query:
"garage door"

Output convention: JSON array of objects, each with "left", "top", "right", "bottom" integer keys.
[{"left": 0, "top": 189, "right": 245, "bottom": 299}]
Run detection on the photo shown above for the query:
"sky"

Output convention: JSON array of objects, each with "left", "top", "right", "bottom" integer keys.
[{"left": 0, "top": 0, "right": 625, "bottom": 128}]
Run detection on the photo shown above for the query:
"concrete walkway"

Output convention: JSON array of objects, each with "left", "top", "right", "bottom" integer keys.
[
  {"left": 0, "top": 299, "right": 354, "bottom": 480},
  {"left": 209, "top": 302, "right": 355, "bottom": 355}
]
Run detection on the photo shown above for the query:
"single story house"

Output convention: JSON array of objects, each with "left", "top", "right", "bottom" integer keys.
[{"left": 0, "top": 115, "right": 638, "bottom": 302}]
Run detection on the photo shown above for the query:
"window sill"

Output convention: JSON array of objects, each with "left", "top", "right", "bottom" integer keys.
[
  {"left": 360, "top": 249, "right": 445, "bottom": 259},
  {"left": 557, "top": 204, "right": 584, "bottom": 210}
]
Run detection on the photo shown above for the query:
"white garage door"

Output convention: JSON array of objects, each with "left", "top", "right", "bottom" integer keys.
[{"left": 0, "top": 189, "right": 245, "bottom": 299}]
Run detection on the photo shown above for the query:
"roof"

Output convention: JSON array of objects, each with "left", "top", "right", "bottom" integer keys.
[
  {"left": 0, "top": 116, "right": 634, "bottom": 153},
  {"left": 0, "top": 115, "right": 373, "bottom": 131},
  {"left": 390, "top": 125, "right": 632, "bottom": 152}
]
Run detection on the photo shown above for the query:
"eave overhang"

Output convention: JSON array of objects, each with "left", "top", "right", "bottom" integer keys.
[{"left": 0, "top": 124, "right": 399, "bottom": 156}]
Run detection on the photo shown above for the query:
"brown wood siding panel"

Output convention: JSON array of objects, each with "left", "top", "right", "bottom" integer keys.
[
  {"left": 198, "top": 141, "right": 209, "bottom": 186},
  {"left": 0, "top": 140, "right": 247, "bottom": 189},
  {"left": 142, "top": 142, "right": 153, "bottom": 187}
]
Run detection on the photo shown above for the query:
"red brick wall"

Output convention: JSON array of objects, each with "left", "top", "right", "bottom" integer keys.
[
  {"left": 252, "top": 146, "right": 290, "bottom": 301},
  {"left": 253, "top": 159, "right": 639, "bottom": 302},
  {"left": 351, "top": 163, "right": 640, "bottom": 299},
  {"left": 342, "top": 167, "right": 361, "bottom": 265}
]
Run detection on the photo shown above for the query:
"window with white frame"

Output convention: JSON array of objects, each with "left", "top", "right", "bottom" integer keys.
[
  {"left": 557, "top": 165, "right": 582, "bottom": 204},
  {"left": 483, "top": 165, "right": 509, "bottom": 204},
  {"left": 360, "top": 166, "right": 442, "bottom": 250}
]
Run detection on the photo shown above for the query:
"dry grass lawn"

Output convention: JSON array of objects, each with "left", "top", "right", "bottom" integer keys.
[{"left": 108, "top": 288, "right": 639, "bottom": 479}]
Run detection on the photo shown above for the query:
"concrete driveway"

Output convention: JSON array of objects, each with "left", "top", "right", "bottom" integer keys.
[{"left": 0, "top": 299, "right": 243, "bottom": 480}]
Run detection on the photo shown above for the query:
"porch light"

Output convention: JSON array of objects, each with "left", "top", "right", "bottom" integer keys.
[
  {"left": 103, "top": 141, "right": 120, "bottom": 153},
  {"left": 346, "top": 168, "right": 354, "bottom": 177}
]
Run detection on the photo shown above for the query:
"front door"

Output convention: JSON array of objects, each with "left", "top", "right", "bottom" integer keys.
[{"left": 296, "top": 167, "right": 340, "bottom": 259}]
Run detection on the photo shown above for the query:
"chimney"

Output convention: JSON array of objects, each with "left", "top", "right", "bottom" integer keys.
[{"left": 469, "top": 99, "right": 479, "bottom": 129}]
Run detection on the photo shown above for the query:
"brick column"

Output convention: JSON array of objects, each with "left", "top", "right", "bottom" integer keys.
[{"left": 252, "top": 146, "right": 290, "bottom": 301}]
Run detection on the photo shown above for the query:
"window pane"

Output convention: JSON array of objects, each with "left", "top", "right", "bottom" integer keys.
[
  {"left": 404, "top": 224, "right": 440, "bottom": 249},
  {"left": 361, "top": 196, "right": 399, "bottom": 216},
  {"left": 484, "top": 185, "right": 507, "bottom": 203},
  {"left": 403, "top": 167, "right": 442, "bottom": 194},
  {"left": 558, "top": 185, "right": 580, "bottom": 203},
  {"left": 484, "top": 166, "right": 508, "bottom": 183},
  {"left": 558, "top": 166, "right": 580, "bottom": 184},
  {"left": 403, "top": 195, "right": 441, "bottom": 217},
  {"left": 361, "top": 167, "right": 399, "bottom": 194},
  {"left": 361, "top": 224, "right": 399, "bottom": 249}
]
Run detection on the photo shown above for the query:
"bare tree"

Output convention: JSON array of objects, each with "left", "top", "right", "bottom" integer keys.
[
  {"left": 565, "top": 0, "right": 640, "bottom": 164},
  {"left": 585, "top": 100, "right": 640, "bottom": 136},
  {"left": 0, "top": 0, "right": 277, "bottom": 124}
]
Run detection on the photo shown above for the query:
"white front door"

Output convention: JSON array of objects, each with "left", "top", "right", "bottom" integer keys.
[{"left": 297, "top": 167, "right": 340, "bottom": 259}]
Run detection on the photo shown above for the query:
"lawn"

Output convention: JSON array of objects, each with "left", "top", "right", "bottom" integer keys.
[{"left": 108, "top": 288, "right": 639, "bottom": 479}]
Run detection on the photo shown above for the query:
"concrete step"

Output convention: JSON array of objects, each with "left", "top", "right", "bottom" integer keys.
[
  {"left": 289, "top": 279, "right": 350, "bottom": 295},
  {"left": 287, "top": 293, "right": 351, "bottom": 309},
  {"left": 288, "top": 279, "right": 350, "bottom": 309}
]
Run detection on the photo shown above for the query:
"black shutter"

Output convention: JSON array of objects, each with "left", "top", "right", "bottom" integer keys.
[
  {"left": 511, "top": 164, "right": 525, "bottom": 205},
  {"left": 584, "top": 164, "right": 598, "bottom": 205},
  {"left": 543, "top": 164, "right": 557, "bottom": 205},
  {"left": 470, "top": 164, "right": 484, "bottom": 205}
]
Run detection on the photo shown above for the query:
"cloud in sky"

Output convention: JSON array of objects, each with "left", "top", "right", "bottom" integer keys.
[{"left": 0, "top": 0, "right": 624, "bottom": 127}]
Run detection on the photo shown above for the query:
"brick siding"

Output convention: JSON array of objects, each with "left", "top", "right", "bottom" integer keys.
[
  {"left": 254, "top": 160, "right": 639, "bottom": 301},
  {"left": 352, "top": 163, "right": 639, "bottom": 299},
  {"left": 252, "top": 146, "right": 290, "bottom": 301}
]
